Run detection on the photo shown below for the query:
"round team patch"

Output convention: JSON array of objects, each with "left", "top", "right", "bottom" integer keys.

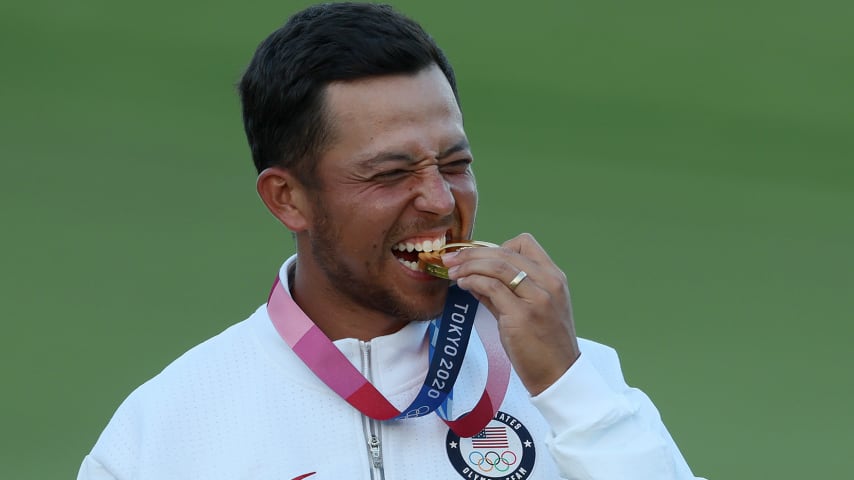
[{"left": 446, "top": 411, "right": 535, "bottom": 479}]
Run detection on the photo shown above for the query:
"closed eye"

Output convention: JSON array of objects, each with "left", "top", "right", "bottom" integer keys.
[
  {"left": 373, "top": 169, "right": 409, "bottom": 182},
  {"left": 440, "top": 158, "right": 472, "bottom": 174}
]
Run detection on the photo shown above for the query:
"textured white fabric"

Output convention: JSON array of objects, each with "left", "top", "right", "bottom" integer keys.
[{"left": 78, "top": 256, "right": 703, "bottom": 479}]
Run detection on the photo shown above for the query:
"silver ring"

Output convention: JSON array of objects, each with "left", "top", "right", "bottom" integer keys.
[{"left": 508, "top": 270, "right": 528, "bottom": 291}]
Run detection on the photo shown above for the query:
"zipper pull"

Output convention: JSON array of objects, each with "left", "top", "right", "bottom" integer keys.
[{"left": 368, "top": 434, "right": 383, "bottom": 468}]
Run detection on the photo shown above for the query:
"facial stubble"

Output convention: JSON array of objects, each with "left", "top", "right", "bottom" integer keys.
[{"left": 307, "top": 194, "right": 447, "bottom": 326}]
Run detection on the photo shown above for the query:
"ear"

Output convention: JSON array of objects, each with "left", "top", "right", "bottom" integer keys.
[{"left": 256, "top": 167, "right": 311, "bottom": 232}]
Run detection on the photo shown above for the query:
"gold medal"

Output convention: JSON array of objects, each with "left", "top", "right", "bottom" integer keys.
[{"left": 418, "top": 241, "right": 499, "bottom": 279}]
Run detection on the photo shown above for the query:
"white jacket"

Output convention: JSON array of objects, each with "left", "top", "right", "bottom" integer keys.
[{"left": 78, "top": 257, "right": 703, "bottom": 480}]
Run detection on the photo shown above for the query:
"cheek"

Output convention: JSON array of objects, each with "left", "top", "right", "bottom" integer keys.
[
  {"left": 453, "top": 178, "right": 478, "bottom": 209},
  {"left": 330, "top": 198, "right": 393, "bottom": 248},
  {"left": 454, "top": 181, "right": 478, "bottom": 236}
]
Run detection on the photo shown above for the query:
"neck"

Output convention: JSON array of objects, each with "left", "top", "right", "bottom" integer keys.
[{"left": 289, "top": 261, "right": 406, "bottom": 342}]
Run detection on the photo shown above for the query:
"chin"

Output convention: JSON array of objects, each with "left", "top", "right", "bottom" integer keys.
[{"left": 409, "top": 292, "right": 448, "bottom": 321}]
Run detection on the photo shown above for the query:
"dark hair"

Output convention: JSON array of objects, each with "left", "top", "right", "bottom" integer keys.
[{"left": 238, "top": 2, "right": 459, "bottom": 185}]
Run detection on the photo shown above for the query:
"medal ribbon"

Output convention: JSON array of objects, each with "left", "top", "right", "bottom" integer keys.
[{"left": 266, "top": 276, "right": 511, "bottom": 437}]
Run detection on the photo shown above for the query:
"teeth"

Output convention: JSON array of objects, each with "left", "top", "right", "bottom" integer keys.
[
  {"left": 393, "top": 236, "right": 447, "bottom": 253},
  {"left": 397, "top": 258, "right": 421, "bottom": 271}
]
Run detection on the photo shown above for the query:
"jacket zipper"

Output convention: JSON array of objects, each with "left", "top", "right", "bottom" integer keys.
[{"left": 360, "top": 341, "right": 385, "bottom": 480}]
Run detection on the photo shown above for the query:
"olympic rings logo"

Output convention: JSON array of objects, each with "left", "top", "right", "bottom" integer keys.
[
  {"left": 468, "top": 450, "right": 517, "bottom": 473},
  {"left": 401, "top": 405, "right": 430, "bottom": 418}
]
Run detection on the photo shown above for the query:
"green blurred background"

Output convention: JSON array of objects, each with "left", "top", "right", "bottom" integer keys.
[{"left": 1, "top": 0, "right": 851, "bottom": 478}]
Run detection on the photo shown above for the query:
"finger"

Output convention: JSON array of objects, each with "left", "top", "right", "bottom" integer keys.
[
  {"left": 501, "top": 233, "right": 556, "bottom": 268},
  {"left": 466, "top": 289, "right": 498, "bottom": 317},
  {"left": 447, "top": 257, "right": 540, "bottom": 295},
  {"left": 506, "top": 270, "right": 530, "bottom": 293},
  {"left": 456, "top": 271, "right": 551, "bottom": 317},
  {"left": 445, "top": 244, "right": 568, "bottom": 301},
  {"left": 442, "top": 243, "right": 540, "bottom": 275},
  {"left": 499, "top": 234, "right": 571, "bottom": 298}
]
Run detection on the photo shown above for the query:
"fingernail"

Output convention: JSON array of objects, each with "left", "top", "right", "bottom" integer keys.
[
  {"left": 447, "top": 265, "right": 460, "bottom": 277},
  {"left": 441, "top": 251, "right": 458, "bottom": 263}
]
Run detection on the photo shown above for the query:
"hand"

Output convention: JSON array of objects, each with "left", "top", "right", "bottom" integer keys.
[{"left": 442, "top": 233, "right": 581, "bottom": 396}]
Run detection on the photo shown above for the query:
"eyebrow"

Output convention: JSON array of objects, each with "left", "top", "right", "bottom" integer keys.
[
  {"left": 357, "top": 138, "right": 471, "bottom": 169},
  {"left": 438, "top": 138, "right": 471, "bottom": 159}
]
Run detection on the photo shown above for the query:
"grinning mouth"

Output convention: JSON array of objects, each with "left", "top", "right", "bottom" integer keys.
[{"left": 391, "top": 232, "right": 452, "bottom": 272}]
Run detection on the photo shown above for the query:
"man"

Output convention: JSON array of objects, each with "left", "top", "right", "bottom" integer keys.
[{"left": 79, "top": 3, "right": 704, "bottom": 479}]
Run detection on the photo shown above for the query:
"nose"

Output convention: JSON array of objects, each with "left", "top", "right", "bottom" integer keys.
[{"left": 413, "top": 166, "right": 455, "bottom": 216}]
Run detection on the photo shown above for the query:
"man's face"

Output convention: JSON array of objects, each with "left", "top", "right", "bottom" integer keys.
[{"left": 302, "top": 65, "right": 477, "bottom": 324}]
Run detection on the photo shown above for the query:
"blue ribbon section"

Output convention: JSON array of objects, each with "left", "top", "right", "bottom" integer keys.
[{"left": 394, "top": 285, "right": 479, "bottom": 420}]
